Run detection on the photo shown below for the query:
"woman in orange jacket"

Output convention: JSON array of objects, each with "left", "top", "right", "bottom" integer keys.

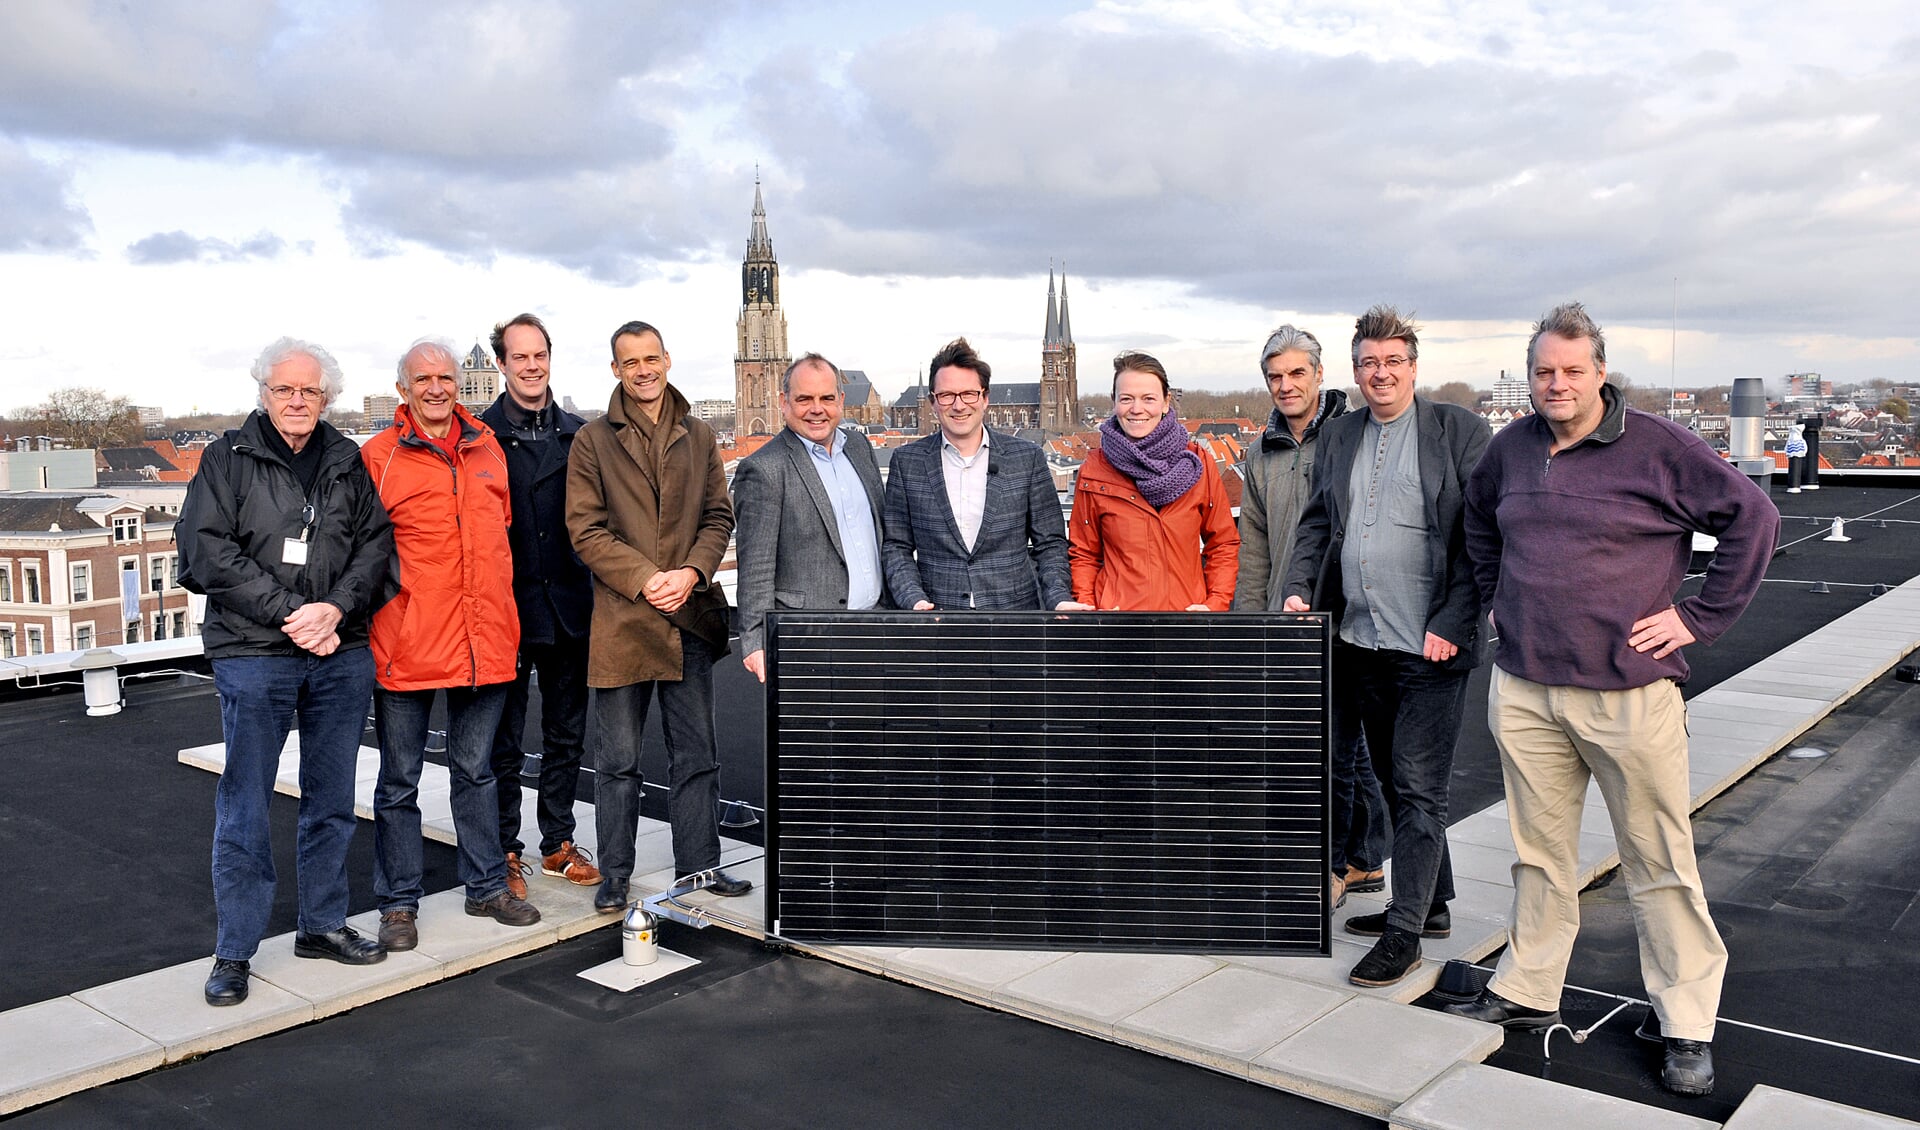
[{"left": 1070, "top": 352, "right": 1239, "bottom": 610}]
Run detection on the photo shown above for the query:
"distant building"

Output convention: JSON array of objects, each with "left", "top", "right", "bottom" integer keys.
[
  {"left": 0, "top": 492, "right": 195, "bottom": 656},
  {"left": 135, "top": 406, "right": 166, "bottom": 428},
  {"left": 1786, "top": 372, "right": 1831, "bottom": 401},
  {"left": 839, "top": 371, "right": 887, "bottom": 427},
  {"left": 458, "top": 343, "right": 500, "bottom": 414},
  {"left": 0, "top": 445, "right": 97, "bottom": 491},
  {"left": 364, "top": 395, "right": 400, "bottom": 429},
  {"left": 1489, "top": 369, "right": 1530, "bottom": 410},
  {"left": 734, "top": 179, "right": 791, "bottom": 438},
  {"left": 1039, "top": 268, "right": 1079, "bottom": 434},
  {"left": 693, "top": 399, "right": 733, "bottom": 423},
  {"left": 890, "top": 382, "right": 933, "bottom": 436}
]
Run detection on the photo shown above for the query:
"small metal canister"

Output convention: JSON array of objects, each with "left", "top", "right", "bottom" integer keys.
[{"left": 622, "top": 905, "right": 659, "bottom": 966}]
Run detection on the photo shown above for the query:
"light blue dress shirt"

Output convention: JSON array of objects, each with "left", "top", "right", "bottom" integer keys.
[{"left": 803, "top": 430, "right": 883, "bottom": 610}]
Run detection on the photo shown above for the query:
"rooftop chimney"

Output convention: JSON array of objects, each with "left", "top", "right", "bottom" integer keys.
[{"left": 1728, "top": 377, "right": 1772, "bottom": 488}]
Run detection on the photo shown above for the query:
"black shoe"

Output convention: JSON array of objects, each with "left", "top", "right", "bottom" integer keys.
[
  {"left": 706, "top": 869, "right": 754, "bottom": 898},
  {"left": 204, "top": 957, "right": 250, "bottom": 1006},
  {"left": 1345, "top": 903, "right": 1451, "bottom": 939},
  {"left": 294, "top": 925, "right": 387, "bottom": 965},
  {"left": 465, "top": 889, "right": 542, "bottom": 927},
  {"left": 594, "top": 877, "right": 631, "bottom": 914},
  {"left": 1444, "top": 987, "right": 1562, "bottom": 1031},
  {"left": 1349, "top": 927, "right": 1422, "bottom": 987},
  {"left": 1636, "top": 1010, "right": 1715, "bottom": 1096}
]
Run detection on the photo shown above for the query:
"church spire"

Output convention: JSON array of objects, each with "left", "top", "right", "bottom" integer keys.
[
  {"left": 747, "top": 169, "right": 773, "bottom": 259},
  {"left": 1058, "top": 265, "right": 1073, "bottom": 345},
  {"left": 1044, "top": 263, "right": 1061, "bottom": 346}
]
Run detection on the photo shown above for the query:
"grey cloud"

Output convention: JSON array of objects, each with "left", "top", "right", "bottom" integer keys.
[
  {"left": 0, "top": 136, "right": 91, "bottom": 252},
  {"left": 743, "top": 26, "right": 1920, "bottom": 338},
  {"left": 126, "top": 230, "right": 289, "bottom": 265}
]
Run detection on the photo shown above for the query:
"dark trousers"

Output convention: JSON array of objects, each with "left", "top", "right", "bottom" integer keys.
[
  {"left": 590, "top": 635, "right": 722, "bottom": 880},
  {"left": 210, "top": 649, "right": 374, "bottom": 960},
  {"left": 491, "top": 634, "right": 590, "bottom": 857},
  {"left": 373, "top": 683, "right": 510, "bottom": 909},
  {"left": 1333, "top": 640, "right": 1469, "bottom": 934},
  {"left": 1330, "top": 726, "right": 1391, "bottom": 874}
]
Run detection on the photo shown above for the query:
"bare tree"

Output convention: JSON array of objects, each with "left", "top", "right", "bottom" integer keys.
[
  {"left": 16, "top": 387, "right": 143, "bottom": 449},
  {"left": 1429, "top": 381, "right": 1481, "bottom": 408}
]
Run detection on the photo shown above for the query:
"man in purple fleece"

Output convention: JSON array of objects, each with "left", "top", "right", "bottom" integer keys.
[{"left": 1448, "top": 302, "right": 1779, "bottom": 1099}]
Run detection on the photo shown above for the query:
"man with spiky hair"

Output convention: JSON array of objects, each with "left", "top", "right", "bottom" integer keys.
[
  {"left": 1284, "top": 305, "right": 1490, "bottom": 989},
  {"left": 1449, "top": 302, "right": 1778, "bottom": 1099}
]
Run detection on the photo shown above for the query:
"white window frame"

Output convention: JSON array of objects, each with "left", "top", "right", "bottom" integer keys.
[
  {"left": 22, "top": 561, "right": 42, "bottom": 603},
  {"left": 0, "top": 562, "right": 11, "bottom": 603},
  {"left": 170, "top": 610, "right": 187, "bottom": 639},
  {"left": 152, "top": 610, "right": 168, "bottom": 640},
  {"left": 124, "top": 618, "right": 141, "bottom": 644},
  {"left": 25, "top": 625, "right": 45, "bottom": 655},
  {"left": 71, "top": 560, "right": 92, "bottom": 603},
  {"left": 112, "top": 514, "right": 141, "bottom": 542},
  {"left": 149, "top": 553, "right": 168, "bottom": 593},
  {"left": 74, "top": 622, "right": 94, "bottom": 650},
  {"left": 0, "top": 625, "right": 14, "bottom": 658}
]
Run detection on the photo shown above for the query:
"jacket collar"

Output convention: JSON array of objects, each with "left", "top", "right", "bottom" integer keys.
[
  {"left": 1262, "top": 388, "right": 1348, "bottom": 451},
  {"left": 606, "top": 382, "right": 691, "bottom": 432},
  {"left": 393, "top": 401, "right": 488, "bottom": 448},
  {"left": 234, "top": 410, "right": 357, "bottom": 469},
  {"left": 1528, "top": 382, "right": 1626, "bottom": 450}
]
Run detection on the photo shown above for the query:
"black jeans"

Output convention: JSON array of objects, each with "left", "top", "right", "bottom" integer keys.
[
  {"left": 491, "top": 634, "right": 590, "bottom": 857},
  {"left": 1332, "top": 640, "right": 1469, "bottom": 934},
  {"left": 589, "top": 635, "right": 723, "bottom": 880}
]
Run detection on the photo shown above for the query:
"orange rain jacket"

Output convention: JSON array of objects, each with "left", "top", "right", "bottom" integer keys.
[
  {"left": 1069, "top": 444, "right": 1240, "bottom": 611},
  {"left": 360, "top": 402, "right": 520, "bottom": 691}
]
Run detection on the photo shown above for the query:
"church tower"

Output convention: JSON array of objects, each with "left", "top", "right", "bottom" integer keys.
[
  {"left": 1040, "top": 266, "right": 1079, "bottom": 433},
  {"left": 734, "top": 177, "right": 790, "bottom": 437}
]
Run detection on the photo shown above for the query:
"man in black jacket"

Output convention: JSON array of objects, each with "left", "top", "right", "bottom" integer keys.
[
  {"left": 1283, "top": 306, "right": 1491, "bottom": 988},
  {"left": 180, "top": 337, "right": 395, "bottom": 1006},
  {"left": 480, "top": 314, "right": 601, "bottom": 901}
]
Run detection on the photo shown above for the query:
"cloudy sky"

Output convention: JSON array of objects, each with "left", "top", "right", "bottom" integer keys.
[{"left": 2, "top": 0, "right": 1914, "bottom": 417}]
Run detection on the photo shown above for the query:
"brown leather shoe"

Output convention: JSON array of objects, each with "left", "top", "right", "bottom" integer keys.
[
  {"left": 378, "top": 909, "right": 417, "bottom": 951},
  {"left": 1344, "top": 865, "right": 1386, "bottom": 893},
  {"left": 504, "top": 852, "right": 530, "bottom": 901},
  {"left": 542, "top": 841, "right": 601, "bottom": 886}
]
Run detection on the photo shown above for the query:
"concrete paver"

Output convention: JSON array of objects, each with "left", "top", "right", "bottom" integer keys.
[
  {"left": 74, "top": 957, "right": 313, "bottom": 1061},
  {"left": 995, "top": 951, "right": 1222, "bottom": 1035},
  {"left": 0, "top": 997, "right": 163, "bottom": 1116},
  {"left": 1389, "top": 1063, "right": 1719, "bottom": 1129},
  {"left": 1251, "top": 996, "right": 1502, "bottom": 1116},
  {"left": 1722, "top": 1083, "right": 1919, "bottom": 1129},
  {"left": 1117, "top": 965, "right": 1350, "bottom": 1073}
]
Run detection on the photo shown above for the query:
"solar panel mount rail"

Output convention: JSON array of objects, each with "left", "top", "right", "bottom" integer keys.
[{"left": 764, "top": 611, "right": 1331, "bottom": 956}]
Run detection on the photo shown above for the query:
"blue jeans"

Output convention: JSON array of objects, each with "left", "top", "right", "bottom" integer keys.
[
  {"left": 373, "top": 683, "right": 510, "bottom": 909},
  {"left": 211, "top": 648, "right": 375, "bottom": 960},
  {"left": 590, "top": 635, "right": 722, "bottom": 880},
  {"left": 491, "top": 635, "right": 589, "bottom": 856},
  {"left": 1333, "top": 640, "right": 1468, "bottom": 934},
  {"left": 1330, "top": 726, "right": 1391, "bottom": 874}
]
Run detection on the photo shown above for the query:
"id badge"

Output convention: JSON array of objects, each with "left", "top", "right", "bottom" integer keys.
[{"left": 282, "top": 538, "right": 309, "bottom": 565}]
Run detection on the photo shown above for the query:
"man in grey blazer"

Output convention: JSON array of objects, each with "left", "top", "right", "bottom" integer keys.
[
  {"left": 734, "top": 353, "right": 889, "bottom": 682},
  {"left": 882, "top": 338, "right": 1085, "bottom": 612}
]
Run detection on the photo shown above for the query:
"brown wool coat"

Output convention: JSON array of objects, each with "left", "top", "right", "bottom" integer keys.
[{"left": 566, "top": 383, "right": 734, "bottom": 687}]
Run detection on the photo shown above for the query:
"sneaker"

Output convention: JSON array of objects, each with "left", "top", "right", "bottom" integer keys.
[
  {"left": 1345, "top": 903, "right": 1451, "bottom": 939},
  {"left": 1343, "top": 865, "right": 1386, "bottom": 893},
  {"left": 466, "top": 889, "right": 542, "bottom": 927},
  {"left": 504, "top": 852, "right": 531, "bottom": 901},
  {"left": 378, "top": 909, "right": 417, "bottom": 951},
  {"left": 542, "top": 841, "right": 602, "bottom": 886},
  {"left": 1349, "top": 927, "right": 1422, "bottom": 987}
]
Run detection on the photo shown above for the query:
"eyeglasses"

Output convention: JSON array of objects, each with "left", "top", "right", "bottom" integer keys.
[
  {"left": 1356, "top": 356, "right": 1411, "bottom": 375},
  {"left": 931, "top": 389, "right": 985, "bottom": 406},
  {"left": 267, "top": 385, "right": 325, "bottom": 402}
]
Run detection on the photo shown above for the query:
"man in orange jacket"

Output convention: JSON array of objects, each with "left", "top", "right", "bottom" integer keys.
[{"left": 361, "top": 338, "right": 541, "bottom": 951}]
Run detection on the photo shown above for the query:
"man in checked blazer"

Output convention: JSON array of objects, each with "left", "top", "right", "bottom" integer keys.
[
  {"left": 882, "top": 338, "right": 1085, "bottom": 612},
  {"left": 733, "top": 353, "right": 889, "bottom": 682}
]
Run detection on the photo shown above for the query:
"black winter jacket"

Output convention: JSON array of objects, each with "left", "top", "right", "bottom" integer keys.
[
  {"left": 479, "top": 395, "right": 593, "bottom": 644},
  {"left": 179, "top": 412, "right": 394, "bottom": 658}
]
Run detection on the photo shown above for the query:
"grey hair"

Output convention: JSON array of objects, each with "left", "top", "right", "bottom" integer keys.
[
  {"left": 250, "top": 336, "right": 344, "bottom": 414},
  {"left": 782, "top": 352, "right": 843, "bottom": 396},
  {"left": 1350, "top": 304, "right": 1420, "bottom": 366},
  {"left": 1526, "top": 301, "right": 1606, "bottom": 373},
  {"left": 1260, "top": 325, "right": 1323, "bottom": 375},
  {"left": 396, "top": 336, "right": 460, "bottom": 384}
]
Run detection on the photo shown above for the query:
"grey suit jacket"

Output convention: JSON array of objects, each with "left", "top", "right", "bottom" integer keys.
[
  {"left": 880, "top": 427, "right": 1072, "bottom": 610},
  {"left": 732, "top": 425, "right": 887, "bottom": 655}
]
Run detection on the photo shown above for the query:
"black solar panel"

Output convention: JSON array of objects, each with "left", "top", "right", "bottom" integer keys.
[{"left": 765, "top": 612, "right": 1331, "bottom": 955}]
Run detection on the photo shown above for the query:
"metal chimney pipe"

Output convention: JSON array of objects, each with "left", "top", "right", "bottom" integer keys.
[{"left": 1729, "top": 377, "right": 1773, "bottom": 487}]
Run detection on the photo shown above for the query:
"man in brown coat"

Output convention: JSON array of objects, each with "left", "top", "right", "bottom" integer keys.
[{"left": 567, "top": 320, "right": 751, "bottom": 912}]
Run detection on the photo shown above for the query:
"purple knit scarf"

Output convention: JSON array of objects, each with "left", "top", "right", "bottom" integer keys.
[{"left": 1100, "top": 410, "right": 1202, "bottom": 508}]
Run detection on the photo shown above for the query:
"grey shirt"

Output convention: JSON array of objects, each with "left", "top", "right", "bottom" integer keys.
[{"left": 1340, "top": 409, "right": 1432, "bottom": 654}]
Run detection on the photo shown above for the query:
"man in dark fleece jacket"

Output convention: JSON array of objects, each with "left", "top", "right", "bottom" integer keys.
[{"left": 1449, "top": 302, "right": 1779, "bottom": 1100}]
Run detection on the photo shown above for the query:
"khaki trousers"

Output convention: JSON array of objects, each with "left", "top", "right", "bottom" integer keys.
[{"left": 1485, "top": 666, "right": 1726, "bottom": 1040}]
